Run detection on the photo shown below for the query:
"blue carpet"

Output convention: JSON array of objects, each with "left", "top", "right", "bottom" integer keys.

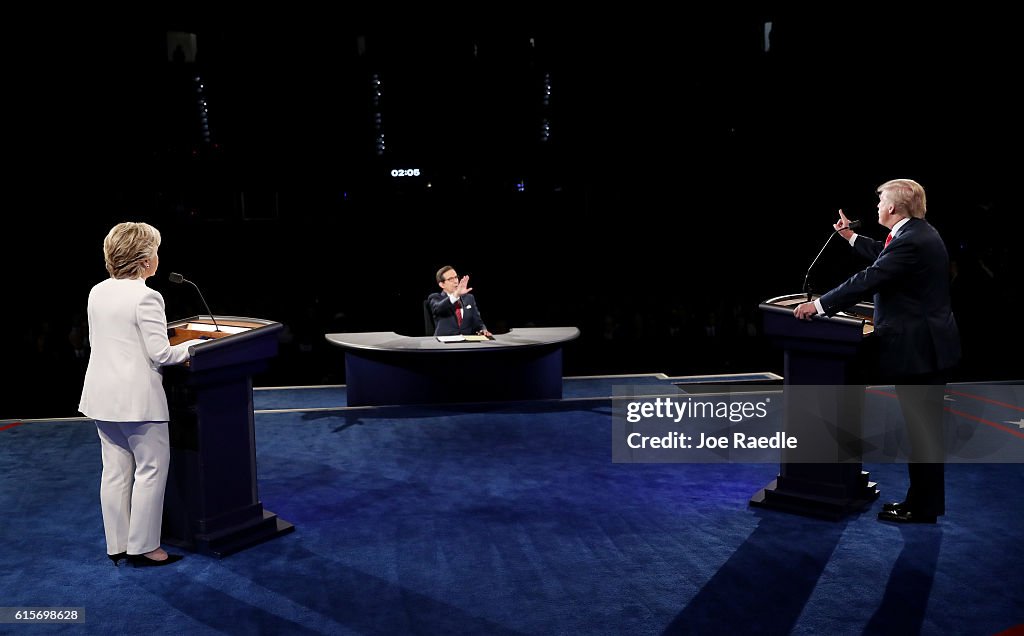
[{"left": 2, "top": 387, "right": 1022, "bottom": 634}]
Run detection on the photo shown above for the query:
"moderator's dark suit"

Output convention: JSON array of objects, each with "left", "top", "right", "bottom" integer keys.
[
  {"left": 820, "top": 217, "right": 960, "bottom": 516},
  {"left": 429, "top": 292, "right": 488, "bottom": 336}
]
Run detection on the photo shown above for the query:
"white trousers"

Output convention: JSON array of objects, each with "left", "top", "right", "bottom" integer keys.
[{"left": 95, "top": 420, "right": 169, "bottom": 555}]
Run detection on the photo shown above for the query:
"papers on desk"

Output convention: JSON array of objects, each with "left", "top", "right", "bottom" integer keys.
[
  {"left": 182, "top": 323, "right": 249, "bottom": 334},
  {"left": 179, "top": 338, "right": 213, "bottom": 348},
  {"left": 436, "top": 335, "right": 492, "bottom": 343}
]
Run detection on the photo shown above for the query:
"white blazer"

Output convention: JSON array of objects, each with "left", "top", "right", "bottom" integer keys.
[{"left": 79, "top": 277, "right": 191, "bottom": 422}]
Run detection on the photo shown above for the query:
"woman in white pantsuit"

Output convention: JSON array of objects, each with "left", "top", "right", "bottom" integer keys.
[{"left": 79, "top": 222, "right": 193, "bottom": 567}]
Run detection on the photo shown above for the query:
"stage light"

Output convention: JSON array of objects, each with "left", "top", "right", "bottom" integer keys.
[
  {"left": 372, "top": 73, "right": 384, "bottom": 155},
  {"left": 541, "top": 73, "right": 553, "bottom": 141},
  {"left": 192, "top": 74, "right": 214, "bottom": 145}
]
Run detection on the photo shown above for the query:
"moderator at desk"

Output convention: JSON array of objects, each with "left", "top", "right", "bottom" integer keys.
[{"left": 325, "top": 327, "right": 580, "bottom": 406}]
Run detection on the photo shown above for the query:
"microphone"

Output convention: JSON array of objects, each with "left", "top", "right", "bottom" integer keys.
[
  {"left": 803, "top": 220, "right": 862, "bottom": 301},
  {"left": 168, "top": 272, "right": 221, "bottom": 332}
]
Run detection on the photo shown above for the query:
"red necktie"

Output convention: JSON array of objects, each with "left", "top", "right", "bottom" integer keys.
[
  {"left": 455, "top": 300, "right": 463, "bottom": 326},
  {"left": 884, "top": 233, "right": 893, "bottom": 248}
]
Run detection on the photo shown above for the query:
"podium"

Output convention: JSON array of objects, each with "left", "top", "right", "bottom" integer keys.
[
  {"left": 162, "top": 315, "right": 294, "bottom": 556},
  {"left": 750, "top": 294, "right": 880, "bottom": 520}
]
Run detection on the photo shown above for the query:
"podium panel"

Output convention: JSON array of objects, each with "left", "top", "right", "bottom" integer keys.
[
  {"left": 162, "top": 315, "right": 294, "bottom": 557},
  {"left": 751, "top": 295, "right": 880, "bottom": 519}
]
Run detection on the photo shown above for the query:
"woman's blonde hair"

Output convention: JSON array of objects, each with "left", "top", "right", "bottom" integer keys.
[{"left": 103, "top": 222, "right": 161, "bottom": 279}]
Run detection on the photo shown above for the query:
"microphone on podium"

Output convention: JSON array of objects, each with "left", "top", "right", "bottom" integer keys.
[
  {"left": 169, "top": 272, "right": 221, "bottom": 332},
  {"left": 803, "top": 220, "right": 862, "bottom": 302}
]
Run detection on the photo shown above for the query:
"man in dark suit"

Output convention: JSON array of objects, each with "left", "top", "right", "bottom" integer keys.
[
  {"left": 794, "top": 179, "right": 960, "bottom": 524},
  {"left": 429, "top": 265, "right": 492, "bottom": 337}
]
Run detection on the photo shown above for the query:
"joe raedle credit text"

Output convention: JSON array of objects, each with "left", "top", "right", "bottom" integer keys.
[
  {"left": 612, "top": 391, "right": 790, "bottom": 463},
  {"left": 613, "top": 383, "right": 1024, "bottom": 464}
]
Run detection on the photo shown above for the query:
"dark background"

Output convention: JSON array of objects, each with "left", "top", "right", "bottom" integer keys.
[{"left": 5, "top": 9, "right": 1020, "bottom": 418}]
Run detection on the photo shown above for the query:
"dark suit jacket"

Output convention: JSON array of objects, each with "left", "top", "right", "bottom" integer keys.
[
  {"left": 428, "top": 292, "right": 488, "bottom": 336},
  {"left": 820, "top": 218, "right": 960, "bottom": 377}
]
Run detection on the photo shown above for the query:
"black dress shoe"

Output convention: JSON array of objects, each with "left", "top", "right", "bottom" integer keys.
[
  {"left": 126, "top": 553, "right": 184, "bottom": 567},
  {"left": 877, "top": 508, "right": 937, "bottom": 524},
  {"left": 107, "top": 552, "right": 128, "bottom": 566},
  {"left": 882, "top": 501, "right": 908, "bottom": 512}
]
